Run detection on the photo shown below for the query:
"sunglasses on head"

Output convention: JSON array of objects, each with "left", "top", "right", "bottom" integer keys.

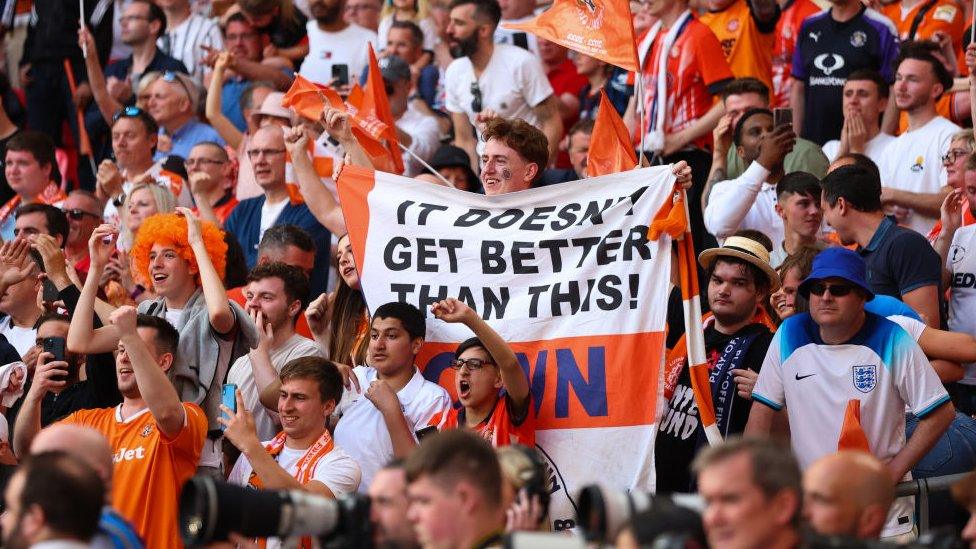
[
  {"left": 470, "top": 81, "right": 482, "bottom": 114},
  {"left": 450, "top": 357, "right": 494, "bottom": 371},
  {"left": 112, "top": 105, "right": 145, "bottom": 123},
  {"left": 808, "top": 282, "right": 855, "bottom": 297},
  {"left": 64, "top": 208, "right": 101, "bottom": 221},
  {"left": 162, "top": 70, "right": 193, "bottom": 98}
]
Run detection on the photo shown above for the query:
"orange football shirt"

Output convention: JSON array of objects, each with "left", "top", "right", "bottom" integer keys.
[
  {"left": 700, "top": 0, "right": 777, "bottom": 90},
  {"left": 62, "top": 403, "right": 207, "bottom": 549}
]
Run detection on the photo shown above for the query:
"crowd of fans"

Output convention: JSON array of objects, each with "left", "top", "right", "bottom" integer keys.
[{"left": 3, "top": 0, "right": 976, "bottom": 546}]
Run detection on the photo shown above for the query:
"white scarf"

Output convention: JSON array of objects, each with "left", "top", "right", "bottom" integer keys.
[{"left": 639, "top": 9, "right": 693, "bottom": 153}]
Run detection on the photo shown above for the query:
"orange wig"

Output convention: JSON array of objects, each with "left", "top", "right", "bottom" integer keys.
[{"left": 131, "top": 213, "right": 227, "bottom": 290}]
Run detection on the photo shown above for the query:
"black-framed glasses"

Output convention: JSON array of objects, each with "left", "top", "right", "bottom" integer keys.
[
  {"left": 246, "top": 148, "right": 286, "bottom": 160},
  {"left": 186, "top": 158, "right": 227, "bottom": 168},
  {"left": 162, "top": 70, "right": 193, "bottom": 98},
  {"left": 112, "top": 105, "right": 145, "bottom": 123},
  {"left": 470, "top": 81, "right": 482, "bottom": 113},
  {"left": 808, "top": 282, "right": 855, "bottom": 297},
  {"left": 942, "top": 148, "right": 970, "bottom": 165},
  {"left": 450, "top": 357, "right": 494, "bottom": 371},
  {"left": 64, "top": 208, "right": 101, "bottom": 221}
]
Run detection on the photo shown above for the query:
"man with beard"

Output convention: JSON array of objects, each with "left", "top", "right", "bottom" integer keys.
[
  {"left": 656, "top": 234, "right": 778, "bottom": 493},
  {"left": 444, "top": 0, "right": 561, "bottom": 171},
  {"left": 1, "top": 451, "right": 105, "bottom": 549},
  {"left": 704, "top": 108, "right": 796, "bottom": 246},
  {"left": 300, "top": 0, "right": 378, "bottom": 88}
]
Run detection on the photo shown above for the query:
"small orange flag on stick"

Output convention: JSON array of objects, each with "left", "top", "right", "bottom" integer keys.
[
  {"left": 503, "top": 0, "right": 639, "bottom": 71},
  {"left": 357, "top": 44, "right": 404, "bottom": 174},
  {"left": 587, "top": 90, "right": 638, "bottom": 177}
]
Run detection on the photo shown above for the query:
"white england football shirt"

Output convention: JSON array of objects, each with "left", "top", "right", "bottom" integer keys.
[
  {"left": 753, "top": 312, "right": 950, "bottom": 537},
  {"left": 947, "top": 224, "right": 976, "bottom": 384}
]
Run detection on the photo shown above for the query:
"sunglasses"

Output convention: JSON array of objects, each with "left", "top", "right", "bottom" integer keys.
[
  {"left": 470, "top": 81, "right": 482, "bottom": 114},
  {"left": 450, "top": 358, "right": 494, "bottom": 371},
  {"left": 162, "top": 70, "right": 193, "bottom": 98},
  {"left": 808, "top": 282, "right": 855, "bottom": 297},
  {"left": 112, "top": 105, "right": 145, "bottom": 123},
  {"left": 64, "top": 208, "right": 101, "bottom": 221}
]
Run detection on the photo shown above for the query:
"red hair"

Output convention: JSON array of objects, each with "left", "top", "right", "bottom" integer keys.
[{"left": 131, "top": 213, "right": 227, "bottom": 289}]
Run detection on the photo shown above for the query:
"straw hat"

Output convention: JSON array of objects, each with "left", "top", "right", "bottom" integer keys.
[{"left": 698, "top": 235, "right": 781, "bottom": 291}]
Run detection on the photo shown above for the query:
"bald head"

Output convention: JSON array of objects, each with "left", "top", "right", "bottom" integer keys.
[
  {"left": 31, "top": 424, "right": 114, "bottom": 491},
  {"left": 802, "top": 451, "right": 894, "bottom": 539}
]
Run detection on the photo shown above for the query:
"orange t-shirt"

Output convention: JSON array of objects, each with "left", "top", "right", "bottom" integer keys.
[
  {"left": 700, "top": 0, "right": 777, "bottom": 90},
  {"left": 227, "top": 285, "right": 313, "bottom": 339},
  {"left": 883, "top": 0, "right": 964, "bottom": 54},
  {"left": 62, "top": 403, "right": 207, "bottom": 548},
  {"left": 433, "top": 394, "right": 535, "bottom": 448},
  {"left": 635, "top": 17, "right": 735, "bottom": 150},
  {"left": 771, "top": 0, "right": 823, "bottom": 107}
]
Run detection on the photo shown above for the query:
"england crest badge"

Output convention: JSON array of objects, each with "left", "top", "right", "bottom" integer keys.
[{"left": 853, "top": 365, "right": 877, "bottom": 393}]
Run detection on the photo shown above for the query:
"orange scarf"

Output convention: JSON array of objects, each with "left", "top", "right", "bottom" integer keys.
[
  {"left": 247, "top": 430, "right": 335, "bottom": 549},
  {"left": 0, "top": 182, "right": 68, "bottom": 223}
]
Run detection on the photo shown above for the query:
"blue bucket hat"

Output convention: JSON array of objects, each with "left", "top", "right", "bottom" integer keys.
[{"left": 798, "top": 247, "right": 875, "bottom": 300}]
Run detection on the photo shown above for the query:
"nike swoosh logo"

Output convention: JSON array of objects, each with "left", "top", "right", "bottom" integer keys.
[{"left": 795, "top": 373, "right": 816, "bottom": 380}]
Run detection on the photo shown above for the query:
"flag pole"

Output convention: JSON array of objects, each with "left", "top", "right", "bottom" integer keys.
[
  {"left": 636, "top": 75, "right": 647, "bottom": 168},
  {"left": 972, "top": 0, "right": 975, "bottom": 44},
  {"left": 397, "top": 143, "right": 457, "bottom": 189}
]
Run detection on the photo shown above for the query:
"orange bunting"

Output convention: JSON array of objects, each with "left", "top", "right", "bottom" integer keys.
[
  {"left": 503, "top": 0, "right": 639, "bottom": 71},
  {"left": 587, "top": 90, "right": 637, "bottom": 177}
]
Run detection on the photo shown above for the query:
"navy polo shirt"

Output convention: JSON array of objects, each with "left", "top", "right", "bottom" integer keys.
[{"left": 858, "top": 215, "right": 942, "bottom": 309}]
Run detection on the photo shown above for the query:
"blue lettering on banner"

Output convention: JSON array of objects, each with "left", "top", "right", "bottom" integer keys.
[{"left": 423, "top": 346, "right": 610, "bottom": 419}]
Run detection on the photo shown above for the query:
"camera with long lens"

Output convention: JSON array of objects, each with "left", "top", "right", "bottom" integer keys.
[
  {"left": 576, "top": 485, "right": 704, "bottom": 543},
  {"left": 179, "top": 475, "right": 372, "bottom": 547}
]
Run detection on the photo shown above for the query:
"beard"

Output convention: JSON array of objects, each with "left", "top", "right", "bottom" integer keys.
[
  {"left": 449, "top": 33, "right": 479, "bottom": 59},
  {"left": 312, "top": 2, "right": 343, "bottom": 25}
]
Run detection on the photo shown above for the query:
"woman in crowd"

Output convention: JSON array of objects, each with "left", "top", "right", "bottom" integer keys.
[{"left": 306, "top": 233, "right": 369, "bottom": 365}]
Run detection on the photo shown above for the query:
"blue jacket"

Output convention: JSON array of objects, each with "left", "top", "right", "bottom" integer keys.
[{"left": 224, "top": 195, "right": 331, "bottom": 294}]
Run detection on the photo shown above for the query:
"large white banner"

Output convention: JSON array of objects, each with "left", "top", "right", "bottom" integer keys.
[{"left": 337, "top": 165, "right": 675, "bottom": 529}]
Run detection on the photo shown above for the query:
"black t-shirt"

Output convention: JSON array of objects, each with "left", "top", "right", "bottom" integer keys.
[
  {"left": 792, "top": 6, "right": 899, "bottom": 145},
  {"left": 655, "top": 322, "right": 773, "bottom": 493}
]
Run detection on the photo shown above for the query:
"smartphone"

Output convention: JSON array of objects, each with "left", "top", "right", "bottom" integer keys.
[
  {"left": 513, "top": 32, "right": 529, "bottom": 50},
  {"left": 415, "top": 425, "right": 438, "bottom": 441},
  {"left": 331, "top": 63, "right": 349, "bottom": 87},
  {"left": 43, "top": 336, "right": 68, "bottom": 383},
  {"left": 220, "top": 383, "right": 237, "bottom": 430},
  {"left": 42, "top": 279, "right": 59, "bottom": 303},
  {"left": 773, "top": 107, "right": 793, "bottom": 128}
]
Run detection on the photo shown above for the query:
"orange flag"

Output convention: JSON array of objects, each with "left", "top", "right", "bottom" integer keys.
[
  {"left": 356, "top": 44, "right": 404, "bottom": 174},
  {"left": 281, "top": 74, "right": 336, "bottom": 121},
  {"left": 587, "top": 90, "right": 637, "bottom": 177},
  {"left": 503, "top": 0, "right": 638, "bottom": 71},
  {"left": 837, "top": 399, "right": 871, "bottom": 453}
]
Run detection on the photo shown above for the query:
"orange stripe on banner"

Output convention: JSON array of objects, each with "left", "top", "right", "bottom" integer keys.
[
  {"left": 335, "top": 165, "right": 376, "bottom": 272},
  {"left": 417, "top": 331, "right": 664, "bottom": 429}
]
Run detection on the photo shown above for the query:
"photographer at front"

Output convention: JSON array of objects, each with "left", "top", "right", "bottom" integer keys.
[
  {"left": 222, "top": 356, "right": 361, "bottom": 549},
  {"left": 429, "top": 298, "right": 533, "bottom": 447}
]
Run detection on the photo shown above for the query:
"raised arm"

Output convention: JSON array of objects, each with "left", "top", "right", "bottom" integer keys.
[
  {"left": 78, "top": 26, "right": 123, "bottom": 124},
  {"left": 13, "top": 352, "right": 67, "bottom": 457},
  {"left": 532, "top": 95, "right": 563, "bottom": 165},
  {"left": 66, "top": 225, "right": 123, "bottom": 354},
  {"left": 431, "top": 298, "right": 528, "bottom": 410},
  {"left": 177, "top": 208, "right": 236, "bottom": 334},
  {"left": 284, "top": 125, "right": 347, "bottom": 235},
  {"left": 112, "top": 305, "right": 186, "bottom": 438},
  {"left": 205, "top": 52, "right": 244, "bottom": 149},
  {"left": 936, "top": 189, "right": 964, "bottom": 289}
]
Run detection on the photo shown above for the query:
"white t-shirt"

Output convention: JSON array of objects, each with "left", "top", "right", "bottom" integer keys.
[
  {"left": 947, "top": 224, "right": 976, "bottom": 384},
  {"left": 333, "top": 366, "right": 450, "bottom": 491},
  {"left": 753, "top": 312, "right": 950, "bottom": 537},
  {"left": 226, "top": 334, "right": 324, "bottom": 440},
  {"left": 879, "top": 116, "right": 960, "bottom": 235},
  {"left": 704, "top": 162, "right": 783, "bottom": 246},
  {"left": 227, "top": 440, "right": 361, "bottom": 549},
  {"left": 300, "top": 22, "right": 378, "bottom": 86},
  {"left": 0, "top": 317, "right": 35, "bottom": 358},
  {"left": 397, "top": 104, "right": 441, "bottom": 177},
  {"left": 259, "top": 197, "right": 290, "bottom": 243},
  {"left": 821, "top": 132, "right": 895, "bottom": 166},
  {"left": 377, "top": 15, "right": 438, "bottom": 51},
  {"left": 444, "top": 43, "right": 553, "bottom": 156}
]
